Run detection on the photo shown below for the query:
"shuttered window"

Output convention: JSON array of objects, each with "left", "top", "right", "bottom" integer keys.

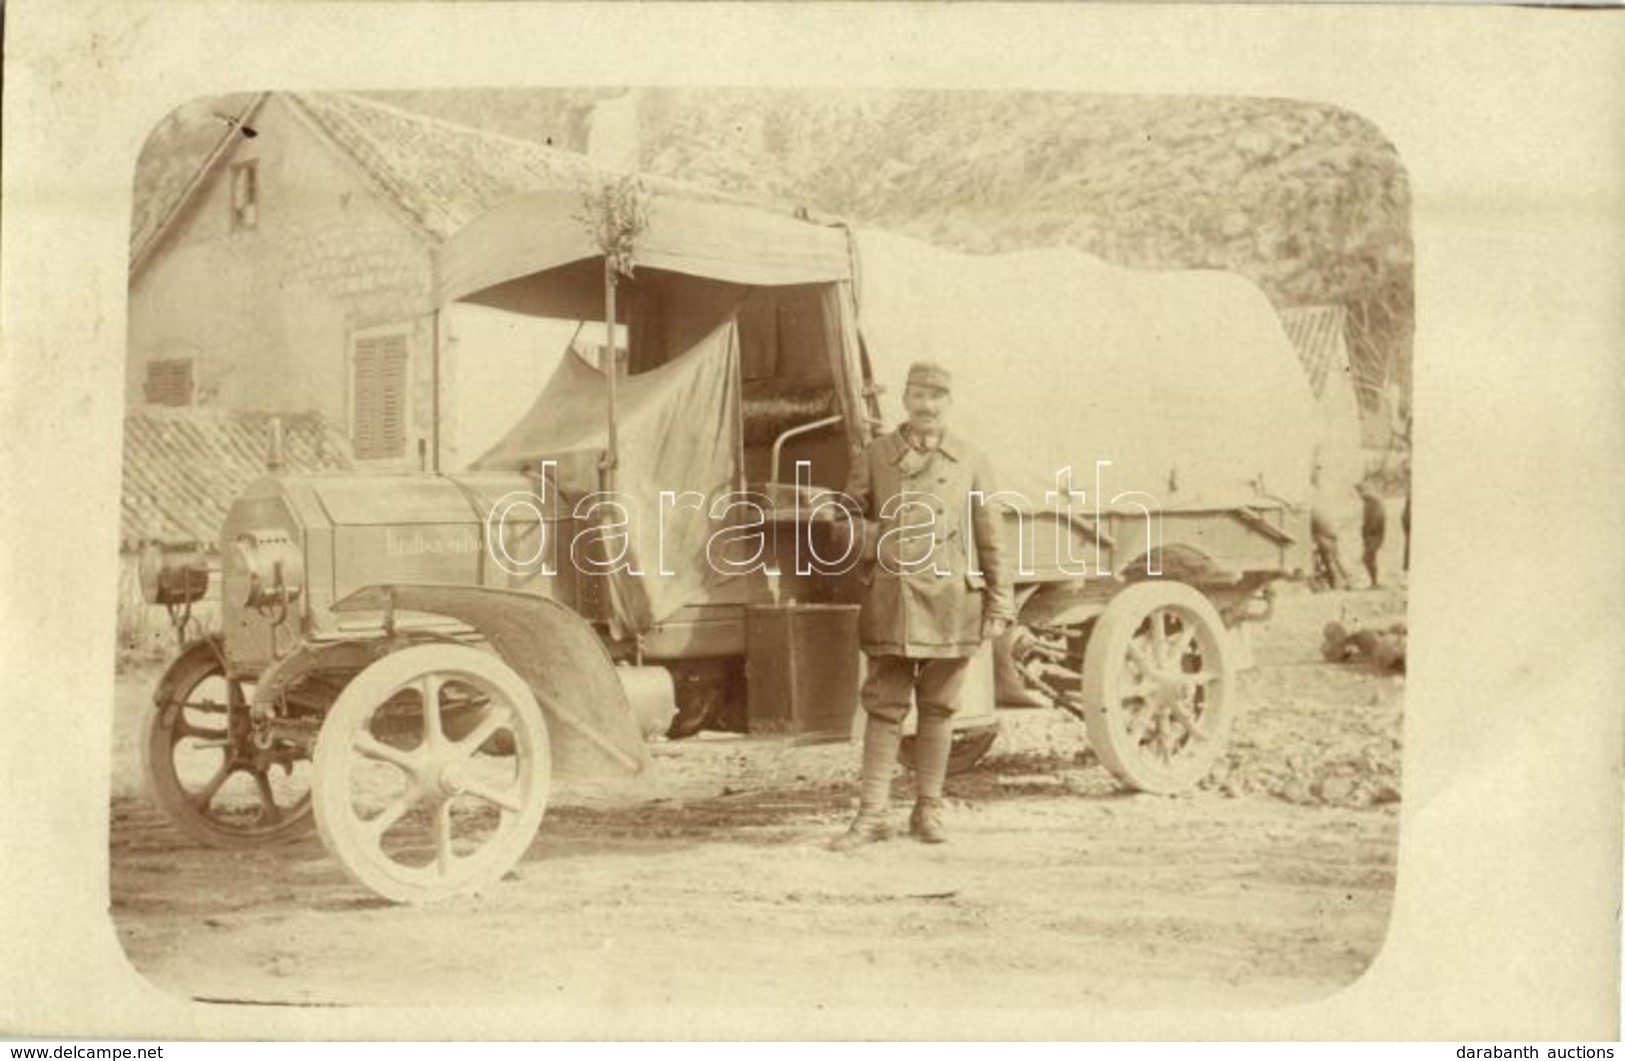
[
  {"left": 144, "top": 358, "right": 194, "bottom": 406},
  {"left": 352, "top": 332, "right": 409, "bottom": 460}
]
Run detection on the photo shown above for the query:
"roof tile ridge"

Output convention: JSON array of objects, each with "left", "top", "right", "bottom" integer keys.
[
  {"left": 310, "top": 90, "right": 603, "bottom": 171},
  {"left": 281, "top": 91, "right": 444, "bottom": 243}
]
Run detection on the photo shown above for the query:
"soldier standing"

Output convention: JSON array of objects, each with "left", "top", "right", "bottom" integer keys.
[{"left": 831, "top": 361, "right": 1014, "bottom": 850}]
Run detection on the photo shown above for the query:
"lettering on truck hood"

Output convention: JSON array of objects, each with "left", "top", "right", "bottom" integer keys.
[{"left": 384, "top": 527, "right": 483, "bottom": 558}]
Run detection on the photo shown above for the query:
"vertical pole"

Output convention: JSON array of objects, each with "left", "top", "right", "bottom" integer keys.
[
  {"left": 593, "top": 259, "right": 622, "bottom": 629},
  {"left": 430, "top": 309, "right": 442, "bottom": 473},
  {"left": 265, "top": 416, "right": 285, "bottom": 474},
  {"left": 601, "top": 259, "right": 620, "bottom": 495}
]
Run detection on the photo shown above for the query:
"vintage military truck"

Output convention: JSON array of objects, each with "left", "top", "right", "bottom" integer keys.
[{"left": 139, "top": 184, "right": 1317, "bottom": 902}]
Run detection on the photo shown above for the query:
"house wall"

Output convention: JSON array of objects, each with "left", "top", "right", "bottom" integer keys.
[
  {"left": 440, "top": 303, "right": 579, "bottom": 471},
  {"left": 127, "top": 95, "right": 437, "bottom": 466}
]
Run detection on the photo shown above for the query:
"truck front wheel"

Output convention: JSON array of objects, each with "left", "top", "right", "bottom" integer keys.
[{"left": 311, "top": 645, "right": 550, "bottom": 903}]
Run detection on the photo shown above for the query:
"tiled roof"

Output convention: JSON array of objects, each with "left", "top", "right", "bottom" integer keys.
[
  {"left": 132, "top": 92, "right": 750, "bottom": 276},
  {"left": 1278, "top": 304, "right": 1348, "bottom": 400},
  {"left": 285, "top": 92, "right": 608, "bottom": 241},
  {"left": 130, "top": 93, "right": 265, "bottom": 265},
  {"left": 121, "top": 409, "right": 353, "bottom": 549}
]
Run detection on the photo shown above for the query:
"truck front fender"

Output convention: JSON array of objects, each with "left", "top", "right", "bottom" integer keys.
[{"left": 332, "top": 584, "right": 649, "bottom": 779}]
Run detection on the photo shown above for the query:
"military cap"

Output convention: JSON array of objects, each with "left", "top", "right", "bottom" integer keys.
[{"left": 905, "top": 360, "right": 953, "bottom": 393}]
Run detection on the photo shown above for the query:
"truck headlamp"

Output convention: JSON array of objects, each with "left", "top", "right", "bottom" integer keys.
[
  {"left": 137, "top": 542, "right": 212, "bottom": 606},
  {"left": 224, "top": 530, "right": 304, "bottom": 613}
]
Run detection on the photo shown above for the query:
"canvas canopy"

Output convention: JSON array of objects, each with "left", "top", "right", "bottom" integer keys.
[
  {"left": 851, "top": 230, "right": 1319, "bottom": 512},
  {"left": 1312, "top": 359, "right": 1368, "bottom": 521},
  {"left": 438, "top": 188, "right": 854, "bottom": 312},
  {"left": 1281, "top": 305, "right": 1368, "bottom": 519},
  {"left": 443, "top": 189, "right": 1319, "bottom": 631},
  {"left": 471, "top": 321, "right": 743, "bottom": 634}
]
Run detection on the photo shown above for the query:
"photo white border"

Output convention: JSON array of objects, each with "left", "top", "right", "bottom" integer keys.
[{"left": 1, "top": 0, "right": 1621, "bottom": 1040}]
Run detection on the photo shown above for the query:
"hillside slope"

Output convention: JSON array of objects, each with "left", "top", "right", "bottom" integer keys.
[
  {"left": 374, "top": 87, "right": 1413, "bottom": 401},
  {"left": 136, "top": 87, "right": 1413, "bottom": 401}
]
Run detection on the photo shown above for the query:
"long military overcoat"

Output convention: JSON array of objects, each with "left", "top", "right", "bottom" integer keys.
[{"left": 845, "top": 427, "right": 1014, "bottom": 658}]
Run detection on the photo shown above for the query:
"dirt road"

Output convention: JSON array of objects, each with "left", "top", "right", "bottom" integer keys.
[{"left": 109, "top": 583, "right": 1405, "bottom": 1011}]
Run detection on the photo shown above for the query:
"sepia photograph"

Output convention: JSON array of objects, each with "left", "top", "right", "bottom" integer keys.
[
  {"left": 109, "top": 85, "right": 1412, "bottom": 1008},
  {"left": 2, "top": 0, "right": 1621, "bottom": 1043}
]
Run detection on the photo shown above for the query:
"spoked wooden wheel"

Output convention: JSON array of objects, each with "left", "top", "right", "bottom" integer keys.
[
  {"left": 142, "top": 638, "right": 314, "bottom": 847},
  {"left": 311, "top": 645, "right": 550, "bottom": 903},
  {"left": 1080, "top": 581, "right": 1235, "bottom": 794}
]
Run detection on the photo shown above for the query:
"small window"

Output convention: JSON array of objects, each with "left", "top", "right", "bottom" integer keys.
[
  {"left": 352, "top": 332, "right": 409, "bottom": 460},
  {"left": 229, "top": 161, "right": 258, "bottom": 230},
  {"left": 144, "top": 358, "right": 194, "bottom": 406}
]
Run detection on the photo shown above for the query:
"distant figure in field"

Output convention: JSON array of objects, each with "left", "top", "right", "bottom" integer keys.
[
  {"left": 1307, "top": 463, "right": 1350, "bottom": 592},
  {"left": 1359, "top": 483, "right": 1387, "bottom": 590},
  {"left": 1311, "top": 505, "right": 1351, "bottom": 592},
  {"left": 1401, "top": 486, "right": 1411, "bottom": 573}
]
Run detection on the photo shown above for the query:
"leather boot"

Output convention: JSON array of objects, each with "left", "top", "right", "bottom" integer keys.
[
  {"left": 830, "top": 715, "right": 901, "bottom": 851},
  {"left": 909, "top": 797, "right": 947, "bottom": 844},
  {"left": 910, "top": 712, "right": 953, "bottom": 843}
]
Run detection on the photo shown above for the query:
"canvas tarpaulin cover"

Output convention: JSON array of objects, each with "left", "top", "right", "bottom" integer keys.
[
  {"left": 851, "top": 230, "right": 1319, "bottom": 513},
  {"left": 438, "top": 188, "right": 854, "bottom": 310},
  {"left": 471, "top": 321, "right": 742, "bottom": 634}
]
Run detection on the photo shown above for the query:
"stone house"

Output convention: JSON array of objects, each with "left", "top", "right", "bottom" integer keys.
[{"left": 127, "top": 91, "right": 605, "bottom": 475}]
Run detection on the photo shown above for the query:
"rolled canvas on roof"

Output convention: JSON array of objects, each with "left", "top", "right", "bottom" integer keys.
[{"left": 851, "top": 229, "right": 1319, "bottom": 512}]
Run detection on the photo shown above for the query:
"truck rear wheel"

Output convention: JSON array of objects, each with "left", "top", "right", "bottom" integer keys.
[
  {"left": 1080, "top": 581, "right": 1235, "bottom": 794},
  {"left": 311, "top": 645, "right": 550, "bottom": 903}
]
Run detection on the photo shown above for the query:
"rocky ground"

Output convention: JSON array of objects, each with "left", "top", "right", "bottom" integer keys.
[{"left": 108, "top": 550, "right": 1408, "bottom": 1011}]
